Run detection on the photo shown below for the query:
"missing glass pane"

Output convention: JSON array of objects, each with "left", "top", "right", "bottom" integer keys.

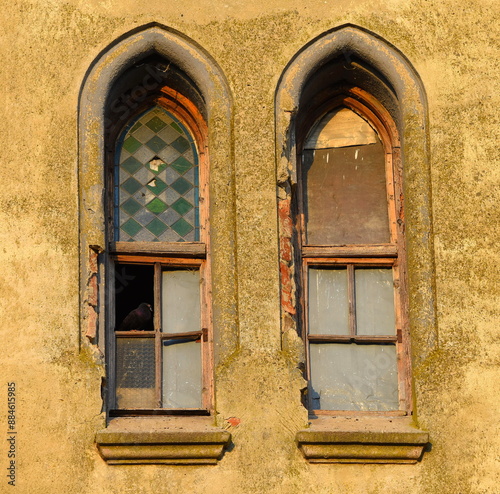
[{"left": 115, "top": 264, "right": 154, "bottom": 331}]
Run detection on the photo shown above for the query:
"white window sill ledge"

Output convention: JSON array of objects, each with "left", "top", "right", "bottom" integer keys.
[
  {"left": 296, "top": 416, "right": 429, "bottom": 464},
  {"left": 96, "top": 416, "right": 231, "bottom": 465}
]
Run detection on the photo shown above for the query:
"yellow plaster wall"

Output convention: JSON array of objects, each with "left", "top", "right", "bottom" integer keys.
[{"left": 0, "top": 0, "right": 499, "bottom": 493}]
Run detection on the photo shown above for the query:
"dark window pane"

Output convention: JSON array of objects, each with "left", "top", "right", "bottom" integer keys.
[
  {"left": 115, "top": 264, "right": 154, "bottom": 331},
  {"left": 116, "top": 338, "right": 156, "bottom": 408}
]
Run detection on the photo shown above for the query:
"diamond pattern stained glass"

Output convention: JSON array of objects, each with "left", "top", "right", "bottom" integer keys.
[{"left": 115, "top": 107, "right": 200, "bottom": 241}]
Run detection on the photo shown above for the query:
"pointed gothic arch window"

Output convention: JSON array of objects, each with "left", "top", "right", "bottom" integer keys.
[
  {"left": 297, "top": 93, "right": 408, "bottom": 413},
  {"left": 276, "top": 26, "right": 431, "bottom": 462},
  {"left": 111, "top": 97, "right": 211, "bottom": 412},
  {"left": 80, "top": 25, "right": 233, "bottom": 464}
]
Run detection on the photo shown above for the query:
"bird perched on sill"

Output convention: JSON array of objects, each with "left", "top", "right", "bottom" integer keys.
[{"left": 118, "top": 303, "right": 153, "bottom": 331}]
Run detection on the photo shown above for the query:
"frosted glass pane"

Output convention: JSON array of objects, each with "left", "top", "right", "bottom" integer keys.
[
  {"left": 162, "top": 270, "right": 200, "bottom": 333},
  {"left": 308, "top": 268, "right": 349, "bottom": 335},
  {"left": 162, "top": 339, "right": 202, "bottom": 408},
  {"left": 116, "top": 338, "right": 156, "bottom": 408},
  {"left": 355, "top": 268, "right": 395, "bottom": 335},
  {"left": 309, "top": 343, "right": 398, "bottom": 411}
]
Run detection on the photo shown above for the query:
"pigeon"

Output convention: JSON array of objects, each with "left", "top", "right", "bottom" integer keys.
[{"left": 118, "top": 303, "right": 153, "bottom": 331}]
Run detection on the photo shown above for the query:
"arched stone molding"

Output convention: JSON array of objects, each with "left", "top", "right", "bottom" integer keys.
[
  {"left": 79, "top": 24, "right": 237, "bottom": 362},
  {"left": 275, "top": 24, "right": 436, "bottom": 371}
]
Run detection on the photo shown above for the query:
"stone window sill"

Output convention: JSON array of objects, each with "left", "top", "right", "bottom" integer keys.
[
  {"left": 96, "top": 416, "right": 231, "bottom": 465},
  {"left": 296, "top": 416, "right": 429, "bottom": 464}
]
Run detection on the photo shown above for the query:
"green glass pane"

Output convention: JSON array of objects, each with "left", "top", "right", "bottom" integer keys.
[
  {"left": 170, "top": 121, "right": 182, "bottom": 133},
  {"left": 130, "top": 121, "right": 143, "bottom": 133},
  {"left": 171, "top": 136, "right": 190, "bottom": 154},
  {"left": 146, "top": 136, "right": 167, "bottom": 153},
  {"left": 121, "top": 156, "right": 142, "bottom": 175},
  {"left": 146, "top": 177, "right": 167, "bottom": 195},
  {"left": 171, "top": 156, "right": 193, "bottom": 175},
  {"left": 171, "top": 177, "right": 192, "bottom": 195},
  {"left": 121, "top": 218, "right": 142, "bottom": 237},
  {"left": 171, "top": 197, "right": 193, "bottom": 216},
  {"left": 146, "top": 116, "right": 167, "bottom": 132},
  {"left": 146, "top": 218, "right": 168, "bottom": 236},
  {"left": 121, "top": 177, "right": 142, "bottom": 195},
  {"left": 146, "top": 198, "right": 168, "bottom": 214},
  {"left": 121, "top": 198, "right": 142, "bottom": 216},
  {"left": 171, "top": 218, "right": 193, "bottom": 237},
  {"left": 123, "top": 136, "right": 142, "bottom": 154}
]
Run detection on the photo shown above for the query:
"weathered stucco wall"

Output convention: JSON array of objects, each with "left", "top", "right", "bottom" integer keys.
[{"left": 0, "top": 0, "right": 499, "bottom": 492}]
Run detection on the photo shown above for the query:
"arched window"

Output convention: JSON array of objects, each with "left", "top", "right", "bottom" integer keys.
[
  {"left": 276, "top": 26, "right": 431, "bottom": 463},
  {"left": 106, "top": 64, "right": 211, "bottom": 413},
  {"left": 297, "top": 93, "right": 408, "bottom": 413},
  {"left": 80, "top": 25, "right": 234, "bottom": 464}
]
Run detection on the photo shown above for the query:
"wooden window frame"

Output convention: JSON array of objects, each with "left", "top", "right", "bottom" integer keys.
[
  {"left": 106, "top": 88, "right": 213, "bottom": 416},
  {"left": 297, "top": 88, "right": 412, "bottom": 416}
]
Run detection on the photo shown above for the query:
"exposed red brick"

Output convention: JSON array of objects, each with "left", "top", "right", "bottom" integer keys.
[
  {"left": 280, "top": 263, "right": 296, "bottom": 315},
  {"left": 89, "top": 249, "right": 98, "bottom": 273},
  {"left": 227, "top": 417, "right": 241, "bottom": 427},
  {"left": 278, "top": 199, "right": 293, "bottom": 237},
  {"left": 280, "top": 236, "right": 292, "bottom": 262},
  {"left": 86, "top": 306, "right": 97, "bottom": 339},
  {"left": 88, "top": 274, "right": 98, "bottom": 307}
]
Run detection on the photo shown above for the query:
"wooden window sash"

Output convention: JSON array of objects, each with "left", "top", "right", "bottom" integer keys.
[
  {"left": 297, "top": 98, "right": 409, "bottom": 413},
  {"left": 112, "top": 256, "right": 210, "bottom": 413},
  {"left": 303, "top": 258, "right": 405, "bottom": 412}
]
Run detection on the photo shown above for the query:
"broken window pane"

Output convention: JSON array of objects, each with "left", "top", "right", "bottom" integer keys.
[
  {"left": 355, "top": 268, "right": 396, "bottom": 335},
  {"left": 309, "top": 343, "right": 398, "bottom": 411},
  {"left": 308, "top": 267, "right": 349, "bottom": 335},
  {"left": 162, "top": 270, "right": 201, "bottom": 333},
  {"left": 116, "top": 338, "right": 156, "bottom": 408},
  {"left": 302, "top": 108, "right": 389, "bottom": 245},
  {"left": 162, "top": 339, "right": 202, "bottom": 408}
]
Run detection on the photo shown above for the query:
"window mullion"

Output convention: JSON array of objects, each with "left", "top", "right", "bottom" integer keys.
[
  {"left": 347, "top": 264, "right": 356, "bottom": 337},
  {"left": 154, "top": 262, "right": 162, "bottom": 408}
]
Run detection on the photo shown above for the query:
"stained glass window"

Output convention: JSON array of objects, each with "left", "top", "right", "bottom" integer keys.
[{"left": 115, "top": 107, "right": 199, "bottom": 242}]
